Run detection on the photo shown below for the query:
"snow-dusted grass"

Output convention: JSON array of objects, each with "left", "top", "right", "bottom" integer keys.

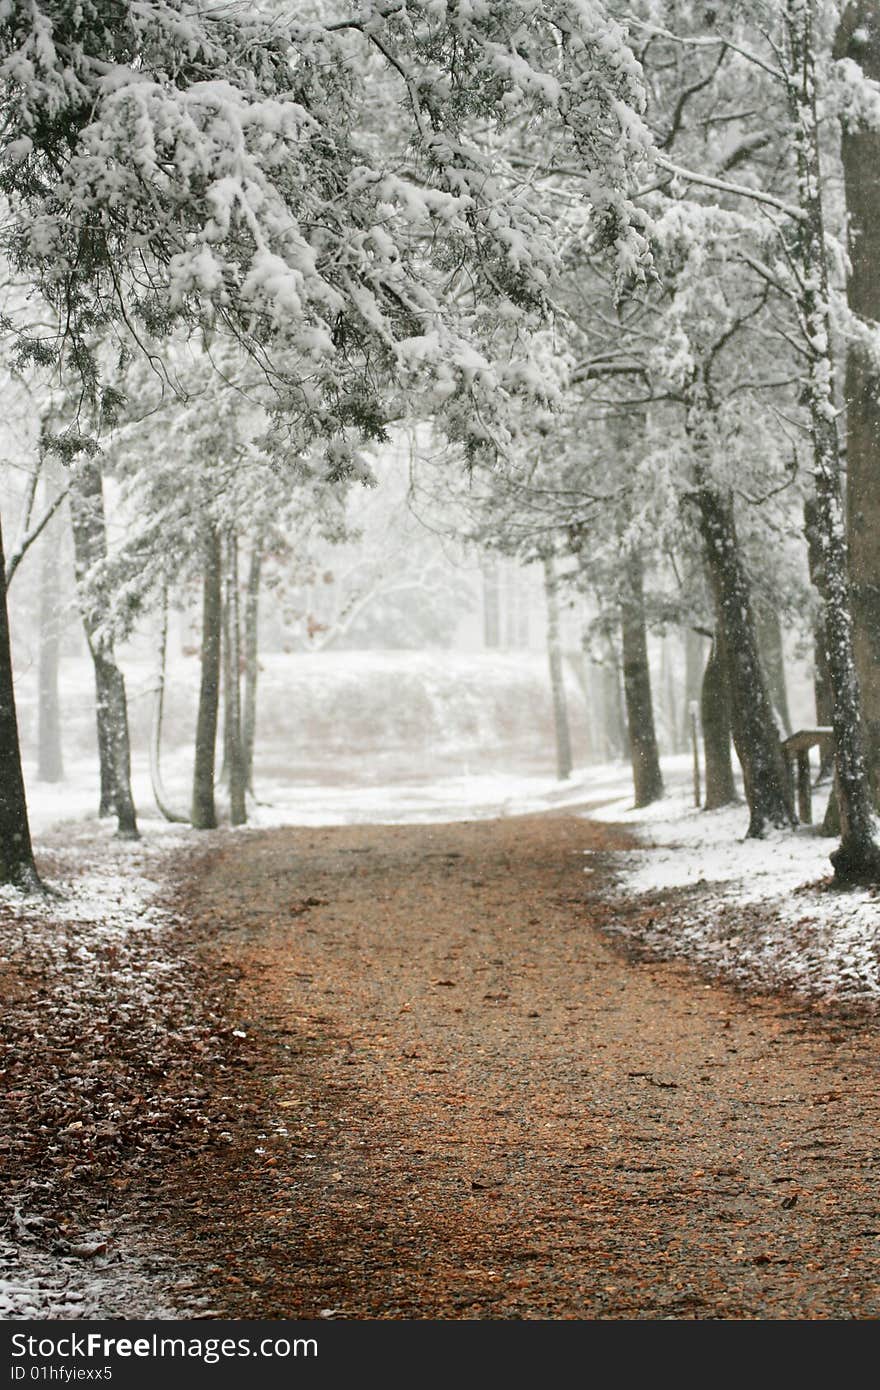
[{"left": 588, "top": 757, "right": 880, "bottom": 1007}]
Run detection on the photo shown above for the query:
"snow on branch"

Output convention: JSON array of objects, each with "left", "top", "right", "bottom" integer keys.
[
  {"left": 653, "top": 154, "right": 805, "bottom": 222},
  {"left": 0, "top": 0, "right": 658, "bottom": 473}
]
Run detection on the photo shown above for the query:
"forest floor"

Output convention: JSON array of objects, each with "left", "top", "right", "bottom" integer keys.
[{"left": 3, "top": 809, "right": 880, "bottom": 1320}]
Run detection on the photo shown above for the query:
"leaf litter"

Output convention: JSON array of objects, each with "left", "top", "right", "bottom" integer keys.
[{"left": 3, "top": 803, "right": 880, "bottom": 1319}]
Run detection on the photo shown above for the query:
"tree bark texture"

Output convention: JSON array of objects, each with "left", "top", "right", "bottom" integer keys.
[
  {"left": 224, "top": 532, "right": 247, "bottom": 827},
  {"left": 836, "top": 2, "right": 880, "bottom": 804},
  {"left": 94, "top": 672, "right": 116, "bottom": 818},
  {"left": 0, "top": 514, "right": 40, "bottom": 889},
  {"left": 191, "top": 526, "right": 223, "bottom": 830},
  {"left": 68, "top": 457, "right": 138, "bottom": 839},
  {"left": 620, "top": 548, "right": 664, "bottom": 807},
  {"left": 804, "top": 497, "right": 835, "bottom": 776},
  {"left": 693, "top": 480, "right": 793, "bottom": 835},
  {"left": 786, "top": 0, "right": 880, "bottom": 882}
]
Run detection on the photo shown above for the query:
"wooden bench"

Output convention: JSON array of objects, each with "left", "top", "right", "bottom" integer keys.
[{"left": 781, "top": 728, "right": 834, "bottom": 824}]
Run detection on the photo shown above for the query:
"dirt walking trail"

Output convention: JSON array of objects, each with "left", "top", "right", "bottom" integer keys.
[{"left": 168, "top": 813, "right": 880, "bottom": 1319}]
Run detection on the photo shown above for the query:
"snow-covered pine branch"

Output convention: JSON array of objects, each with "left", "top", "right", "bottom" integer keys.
[{"left": 0, "top": 0, "right": 655, "bottom": 476}]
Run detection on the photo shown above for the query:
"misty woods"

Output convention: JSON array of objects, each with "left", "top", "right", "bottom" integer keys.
[{"left": 1, "top": 2, "right": 880, "bottom": 890}]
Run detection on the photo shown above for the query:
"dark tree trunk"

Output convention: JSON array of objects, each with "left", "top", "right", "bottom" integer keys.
[
  {"left": 835, "top": 2, "right": 880, "bottom": 804},
  {"left": 543, "top": 556, "right": 572, "bottom": 779},
  {"left": 620, "top": 548, "right": 663, "bottom": 806},
  {"left": 756, "top": 603, "right": 793, "bottom": 736},
  {"left": 95, "top": 656, "right": 138, "bottom": 838},
  {"left": 242, "top": 539, "right": 263, "bottom": 792},
  {"left": 786, "top": 0, "right": 880, "bottom": 883},
  {"left": 94, "top": 665, "right": 116, "bottom": 818},
  {"left": 693, "top": 480, "right": 794, "bottom": 835},
  {"left": 191, "top": 526, "right": 222, "bottom": 830},
  {"left": 225, "top": 532, "right": 247, "bottom": 827},
  {"left": 220, "top": 593, "right": 233, "bottom": 787},
  {"left": 701, "top": 631, "right": 737, "bottom": 810},
  {"left": 804, "top": 497, "right": 835, "bottom": 776},
  {"left": 0, "top": 514, "right": 41, "bottom": 890},
  {"left": 37, "top": 505, "right": 64, "bottom": 783},
  {"left": 69, "top": 458, "right": 138, "bottom": 839}
]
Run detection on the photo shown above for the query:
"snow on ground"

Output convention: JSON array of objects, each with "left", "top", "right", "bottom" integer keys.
[
  {"left": 588, "top": 756, "right": 880, "bottom": 1008},
  {"left": 247, "top": 765, "right": 613, "bottom": 826},
  {"left": 17, "top": 739, "right": 880, "bottom": 1014},
  {"left": 0, "top": 1234, "right": 185, "bottom": 1321},
  {"left": 20, "top": 741, "right": 879, "bottom": 1014},
  {"left": 23, "top": 749, "right": 619, "bottom": 837}
]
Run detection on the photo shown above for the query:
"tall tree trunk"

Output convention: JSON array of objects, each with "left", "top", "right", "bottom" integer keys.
[
  {"left": 786, "top": 0, "right": 880, "bottom": 883},
  {"left": 37, "top": 499, "right": 64, "bottom": 783},
  {"left": 150, "top": 587, "right": 188, "bottom": 824},
  {"left": 68, "top": 457, "right": 138, "bottom": 839},
  {"left": 692, "top": 475, "right": 794, "bottom": 836},
  {"left": 242, "top": 539, "right": 263, "bottom": 792},
  {"left": 835, "top": 2, "right": 880, "bottom": 803},
  {"left": 804, "top": 497, "right": 835, "bottom": 776},
  {"left": 0, "top": 514, "right": 41, "bottom": 890},
  {"left": 620, "top": 548, "right": 663, "bottom": 806},
  {"left": 94, "top": 668, "right": 117, "bottom": 818},
  {"left": 98, "top": 658, "right": 138, "bottom": 838},
  {"left": 756, "top": 603, "right": 793, "bottom": 736},
  {"left": 220, "top": 592, "right": 233, "bottom": 788},
  {"left": 701, "top": 631, "right": 737, "bottom": 810},
  {"left": 191, "top": 526, "right": 222, "bottom": 831},
  {"left": 543, "top": 556, "right": 572, "bottom": 780},
  {"left": 225, "top": 532, "right": 247, "bottom": 827}
]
